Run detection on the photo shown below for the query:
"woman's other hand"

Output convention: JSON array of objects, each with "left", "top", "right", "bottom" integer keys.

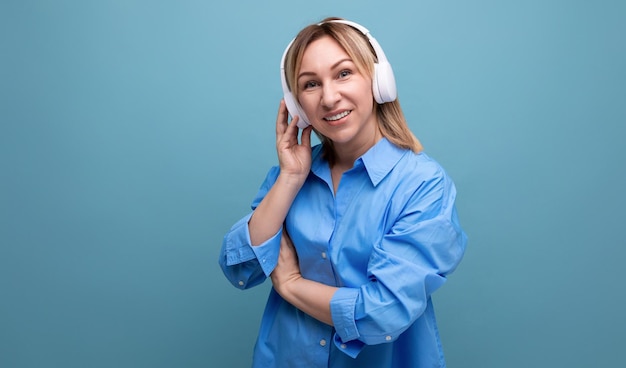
[{"left": 270, "top": 230, "right": 302, "bottom": 297}]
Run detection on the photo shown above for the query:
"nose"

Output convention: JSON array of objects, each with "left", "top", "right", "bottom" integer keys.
[{"left": 320, "top": 82, "right": 340, "bottom": 108}]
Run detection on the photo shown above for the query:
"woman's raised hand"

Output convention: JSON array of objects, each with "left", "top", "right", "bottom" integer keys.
[
  {"left": 247, "top": 101, "right": 313, "bottom": 246},
  {"left": 275, "top": 100, "right": 313, "bottom": 184}
]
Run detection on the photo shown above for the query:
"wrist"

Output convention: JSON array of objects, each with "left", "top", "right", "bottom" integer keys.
[
  {"left": 276, "top": 172, "right": 307, "bottom": 190},
  {"left": 274, "top": 274, "right": 302, "bottom": 302}
]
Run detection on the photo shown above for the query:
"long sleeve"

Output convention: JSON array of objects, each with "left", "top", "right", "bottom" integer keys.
[
  {"left": 329, "top": 164, "right": 467, "bottom": 357},
  {"left": 219, "top": 166, "right": 282, "bottom": 289}
]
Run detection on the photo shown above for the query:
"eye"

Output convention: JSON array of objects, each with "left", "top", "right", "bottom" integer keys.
[
  {"left": 302, "top": 80, "right": 320, "bottom": 90},
  {"left": 338, "top": 69, "right": 352, "bottom": 79}
]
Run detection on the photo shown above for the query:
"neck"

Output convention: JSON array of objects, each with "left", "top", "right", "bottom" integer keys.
[{"left": 332, "top": 128, "right": 382, "bottom": 169}]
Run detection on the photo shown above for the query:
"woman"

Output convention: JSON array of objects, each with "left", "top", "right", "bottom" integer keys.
[{"left": 219, "top": 17, "right": 467, "bottom": 368}]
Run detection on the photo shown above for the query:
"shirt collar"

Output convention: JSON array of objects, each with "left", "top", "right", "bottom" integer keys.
[
  {"left": 359, "top": 137, "right": 408, "bottom": 186},
  {"left": 311, "top": 138, "right": 408, "bottom": 187}
]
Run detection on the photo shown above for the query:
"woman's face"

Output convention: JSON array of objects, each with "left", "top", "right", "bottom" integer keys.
[{"left": 296, "top": 35, "right": 379, "bottom": 150}]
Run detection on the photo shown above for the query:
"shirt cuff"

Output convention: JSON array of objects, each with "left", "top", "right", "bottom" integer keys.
[
  {"left": 333, "top": 332, "right": 364, "bottom": 359},
  {"left": 223, "top": 213, "right": 282, "bottom": 277},
  {"left": 250, "top": 227, "right": 282, "bottom": 277},
  {"left": 223, "top": 213, "right": 256, "bottom": 265},
  {"left": 330, "top": 287, "right": 360, "bottom": 342}
]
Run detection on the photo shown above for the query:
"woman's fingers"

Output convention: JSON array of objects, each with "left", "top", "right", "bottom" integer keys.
[
  {"left": 300, "top": 125, "right": 313, "bottom": 149},
  {"left": 275, "top": 99, "right": 289, "bottom": 136},
  {"left": 276, "top": 99, "right": 302, "bottom": 143},
  {"left": 285, "top": 115, "right": 300, "bottom": 137}
]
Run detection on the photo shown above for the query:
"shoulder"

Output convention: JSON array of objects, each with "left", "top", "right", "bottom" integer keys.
[
  {"left": 391, "top": 150, "right": 458, "bottom": 203},
  {"left": 397, "top": 151, "right": 447, "bottom": 182}
]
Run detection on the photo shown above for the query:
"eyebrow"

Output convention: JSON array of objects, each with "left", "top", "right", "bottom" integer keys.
[{"left": 297, "top": 58, "right": 353, "bottom": 81}]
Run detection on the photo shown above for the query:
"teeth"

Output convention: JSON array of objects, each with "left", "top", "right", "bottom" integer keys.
[{"left": 324, "top": 110, "right": 351, "bottom": 121}]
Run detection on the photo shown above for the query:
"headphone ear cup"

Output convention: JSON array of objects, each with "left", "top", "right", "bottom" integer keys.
[
  {"left": 373, "top": 61, "right": 397, "bottom": 104},
  {"left": 283, "top": 91, "right": 310, "bottom": 128}
]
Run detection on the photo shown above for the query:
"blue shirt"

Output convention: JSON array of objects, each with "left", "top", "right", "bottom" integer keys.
[{"left": 219, "top": 138, "right": 467, "bottom": 368}]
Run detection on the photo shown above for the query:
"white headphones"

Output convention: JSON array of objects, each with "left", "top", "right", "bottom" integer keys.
[{"left": 280, "top": 19, "right": 397, "bottom": 128}]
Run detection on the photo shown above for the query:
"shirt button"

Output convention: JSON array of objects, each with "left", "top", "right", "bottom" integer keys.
[
  {"left": 321, "top": 252, "right": 327, "bottom": 259},
  {"left": 340, "top": 344, "right": 347, "bottom": 349},
  {"left": 238, "top": 281, "right": 244, "bottom": 286},
  {"left": 319, "top": 339, "right": 327, "bottom": 347},
  {"left": 385, "top": 335, "right": 392, "bottom": 341}
]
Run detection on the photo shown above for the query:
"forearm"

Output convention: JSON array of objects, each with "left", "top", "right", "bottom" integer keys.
[
  {"left": 248, "top": 174, "right": 304, "bottom": 246},
  {"left": 280, "top": 277, "right": 338, "bottom": 326},
  {"left": 269, "top": 214, "right": 337, "bottom": 326}
]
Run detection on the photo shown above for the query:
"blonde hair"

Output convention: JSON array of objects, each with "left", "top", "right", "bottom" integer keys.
[{"left": 284, "top": 17, "right": 423, "bottom": 165}]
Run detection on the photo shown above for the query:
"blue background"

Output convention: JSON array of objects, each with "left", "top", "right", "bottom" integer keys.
[{"left": 1, "top": 0, "right": 625, "bottom": 367}]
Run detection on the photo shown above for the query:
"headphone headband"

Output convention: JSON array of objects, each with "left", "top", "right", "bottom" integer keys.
[
  {"left": 280, "top": 19, "right": 397, "bottom": 128},
  {"left": 321, "top": 19, "right": 390, "bottom": 64}
]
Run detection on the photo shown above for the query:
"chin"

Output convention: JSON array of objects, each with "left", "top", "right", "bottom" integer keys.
[{"left": 322, "top": 131, "right": 356, "bottom": 145}]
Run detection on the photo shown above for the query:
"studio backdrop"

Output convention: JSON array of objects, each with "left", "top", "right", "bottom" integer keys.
[{"left": 1, "top": 1, "right": 625, "bottom": 367}]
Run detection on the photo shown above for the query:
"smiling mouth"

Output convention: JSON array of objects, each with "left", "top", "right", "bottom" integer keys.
[{"left": 323, "top": 110, "right": 352, "bottom": 121}]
